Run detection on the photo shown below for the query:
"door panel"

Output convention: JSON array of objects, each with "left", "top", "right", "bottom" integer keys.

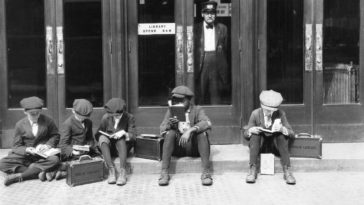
[
  {"left": 315, "top": 0, "right": 364, "bottom": 142},
  {"left": 0, "top": 0, "right": 57, "bottom": 147},
  {"left": 56, "top": 0, "right": 111, "bottom": 126},
  {"left": 259, "top": 0, "right": 313, "bottom": 134},
  {"left": 127, "top": 0, "right": 241, "bottom": 144}
]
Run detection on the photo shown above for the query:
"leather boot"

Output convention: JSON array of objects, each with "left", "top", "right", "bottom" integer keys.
[
  {"left": 107, "top": 167, "right": 116, "bottom": 184},
  {"left": 116, "top": 168, "right": 127, "bottom": 186},
  {"left": 55, "top": 171, "right": 67, "bottom": 180},
  {"left": 4, "top": 173, "right": 23, "bottom": 186},
  {"left": 201, "top": 169, "right": 213, "bottom": 186},
  {"left": 283, "top": 166, "right": 296, "bottom": 185},
  {"left": 38, "top": 171, "right": 46, "bottom": 182},
  {"left": 46, "top": 171, "right": 56, "bottom": 181},
  {"left": 158, "top": 169, "right": 170, "bottom": 186},
  {"left": 246, "top": 164, "right": 257, "bottom": 183}
]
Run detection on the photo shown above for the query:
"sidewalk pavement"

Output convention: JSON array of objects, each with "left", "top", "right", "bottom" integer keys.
[{"left": 1, "top": 172, "right": 364, "bottom": 205}]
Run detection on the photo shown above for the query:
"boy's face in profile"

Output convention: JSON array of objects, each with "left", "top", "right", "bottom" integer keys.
[{"left": 262, "top": 107, "right": 275, "bottom": 117}]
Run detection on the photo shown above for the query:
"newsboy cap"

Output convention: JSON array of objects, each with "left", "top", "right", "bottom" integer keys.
[
  {"left": 171, "top": 85, "right": 194, "bottom": 98},
  {"left": 20, "top": 96, "right": 44, "bottom": 111},
  {"left": 73, "top": 99, "right": 93, "bottom": 117},
  {"left": 201, "top": 1, "right": 217, "bottom": 12},
  {"left": 259, "top": 90, "right": 283, "bottom": 111},
  {"left": 104, "top": 98, "right": 126, "bottom": 114}
]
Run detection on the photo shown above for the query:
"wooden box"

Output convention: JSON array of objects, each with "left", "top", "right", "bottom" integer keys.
[
  {"left": 135, "top": 135, "right": 164, "bottom": 161},
  {"left": 289, "top": 134, "right": 322, "bottom": 159},
  {"left": 66, "top": 155, "right": 105, "bottom": 187}
]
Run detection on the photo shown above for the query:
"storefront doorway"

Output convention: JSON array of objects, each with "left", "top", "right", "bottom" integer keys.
[{"left": 258, "top": 0, "right": 364, "bottom": 142}]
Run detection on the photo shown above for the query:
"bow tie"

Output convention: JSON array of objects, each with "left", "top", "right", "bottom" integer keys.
[{"left": 206, "top": 24, "right": 213, "bottom": 29}]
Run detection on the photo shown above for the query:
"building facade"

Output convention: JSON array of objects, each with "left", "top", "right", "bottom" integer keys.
[{"left": 0, "top": 0, "right": 363, "bottom": 148}]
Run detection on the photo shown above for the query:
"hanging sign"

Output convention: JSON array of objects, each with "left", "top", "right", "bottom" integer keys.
[{"left": 138, "top": 23, "right": 175, "bottom": 35}]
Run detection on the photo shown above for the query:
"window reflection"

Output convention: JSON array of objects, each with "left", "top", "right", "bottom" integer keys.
[
  {"left": 267, "top": 0, "right": 303, "bottom": 104},
  {"left": 138, "top": 0, "right": 175, "bottom": 106},
  {"left": 323, "top": 0, "right": 360, "bottom": 104},
  {"left": 6, "top": 0, "right": 46, "bottom": 108},
  {"left": 64, "top": 0, "right": 103, "bottom": 107}
]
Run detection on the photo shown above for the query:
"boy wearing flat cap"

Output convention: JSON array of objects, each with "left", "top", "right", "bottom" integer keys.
[
  {"left": 244, "top": 90, "right": 296, "bottom": 185},
  {"left": 194, "top": 1, "right": 229, "bottom": 105},
  {"left": 158, "top": 85, "right": 213, "bottom": 186},
  {"left": 56, "top": 99, "right": 100, "bottom": 180},
  {"left": 95, "top": 98, "right": 136, "bottom": 186},
  {"left": 0, "top": 97, "right": 60, "bottom": 186}
]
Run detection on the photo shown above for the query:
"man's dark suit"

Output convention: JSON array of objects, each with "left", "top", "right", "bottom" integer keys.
[{"left": 194, "top": 22, "right": 229, "bottom": 105}]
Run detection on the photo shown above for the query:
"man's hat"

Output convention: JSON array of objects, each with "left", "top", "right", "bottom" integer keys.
[
  {"left": 201, "top": 1, "right": 217, "bottom": 12},
  {"left": 73, "top": 99, "right": 93, "bottom": 117},
  {"left": 20, "top": 96, "right": 44, "bottom": 111},
  {"left": 104, "top": 98, "right": 126, "bottom": 114},
  {"left": 171, "top": 85, "right": 194, "bottom": 98},
  {"left": 259, "top": 90, "right": 283, "bottom": 111}
]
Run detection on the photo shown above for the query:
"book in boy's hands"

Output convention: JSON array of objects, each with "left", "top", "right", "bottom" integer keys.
[
  {"left": 169, "top": 104, "right": 186, "bottom": 121},
  {"left": 258, "top": 127, "right": 281, "bottom": 134},
  {"left": 98, "top": 130, "right": 116, "bottom": 138},
  {"left": 72, "top": 145, "right": 90, "bottom": 152},
  {"left": 34, "top": 148, "right": 61, "bottom": 158},
  {"left": 140, "top": 134, "right": 159, "bottom": 139}
]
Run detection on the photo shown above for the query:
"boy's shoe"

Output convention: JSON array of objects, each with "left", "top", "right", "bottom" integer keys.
[
  {"left": 283, "top": 166, "right": 296, "bottom": 185},
  {"left": 201, "top": 170, "right": 213, "bottom": 186},
  {"left": 4, "top": 173, "right": 22, "bottom": 186},
  {"left": 116, "top": 168, "right": 127, "bottom": 186},
  {"left": 38, "top": 171, "right": 46, "bottom": 182},
  {"left": 246, "top": 164, "right": 257, "bottom": 183},
  {"left": 55, "top": 171, "right": 67, "bottom": 180},
  {"left": 46, "top": 171, "right": 56, "bottom": 181},
  {"left": 107, "top": 167, "right": 116, "bottom": 184},
  {"left": 158, "top": 169, "right": 170, "bottom": 186}
]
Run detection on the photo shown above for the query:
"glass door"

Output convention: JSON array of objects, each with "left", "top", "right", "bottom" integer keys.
[
  {"left": 127, "top": 0, "right": 242, "bottom": 144},
  {"left": 0, "top": 0, "right": 57, "bottom": 147},
  {"left": 258, "top": 0, "right": 314, "bottom": 133},
  {"left": 55, "top": 0, "right": 112, "bottom": 126},
  {"left": 315, "top": 0, "right": 364, "bottom": 142}
]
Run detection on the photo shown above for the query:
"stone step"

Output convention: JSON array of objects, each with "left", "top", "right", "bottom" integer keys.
[{"left": 1, "top": 143, "right": 363, "bottom": 174}]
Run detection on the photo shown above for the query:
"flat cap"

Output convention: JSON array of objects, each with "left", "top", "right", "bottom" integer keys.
[
  {"left": 73, "top": 99, "right": 93, "bottom": 117},
  {"left": 172, "top": 85, "right": 194, "bottom": 98},
  {"left": 259, "top": 90, "right": 283, "bottom": 111},
  {"left": 202, "top": 1, "right": 217, "bottom": 12},
  {"left": 20, "top": 96, "right": 44, "bottom": 110},
  {"left": 104, "top": 98, "right": 126, "bottom": 113}
]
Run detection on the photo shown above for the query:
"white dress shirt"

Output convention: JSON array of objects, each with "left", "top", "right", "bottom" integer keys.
[{"left": 203, "top": 22, "right": 216, "bottom": 51}]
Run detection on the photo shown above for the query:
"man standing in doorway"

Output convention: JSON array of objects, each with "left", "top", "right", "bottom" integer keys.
[{"left": 194, "top": 1, "right": 229, "bottom": 105}]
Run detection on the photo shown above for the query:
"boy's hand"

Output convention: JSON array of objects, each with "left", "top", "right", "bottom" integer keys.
[
  {"left": 169, "top": 117, "right": 179, "bottom": 129},
  {"left": 248, "top": 126, "right": 261, "bottom": 135},
  {"left": 26, "top": 147, "right": 36, "bottom": 155},
  {"left": 114, "top": 130, "right": 126, "bottom": 139}
]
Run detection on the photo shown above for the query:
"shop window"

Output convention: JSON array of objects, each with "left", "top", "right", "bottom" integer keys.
[
  {"left": 267, "top": 0, "right": 304, "bottom": 104},
  {"left": 323, "top": 0, "right": 360, "bottom": 104}
]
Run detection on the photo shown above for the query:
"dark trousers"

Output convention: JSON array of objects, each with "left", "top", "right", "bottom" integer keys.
[
  {"left": 198, "top": 51, "right": 222, "bottom": 105},
  {"left": 0, "top": 153, "right": 59, "bottom": 174},
  {"left": 249, "top": 133, "right": 291, "bottom": 167},
  {"left": 161, "top": 130, "right": 210, "bottom": 171}
]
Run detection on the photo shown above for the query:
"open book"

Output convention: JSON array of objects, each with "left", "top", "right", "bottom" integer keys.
[
  {"left": 98, "top": 130, "right": 129, "bottom": 141},
  {"left": 169, "top": 104, "right": 186, "bottom": 121},
  {"left": 72, "top": 145, "right": 90, "bottom": 152},
  {"left": 140, "top": 134, "right": 159, "bottom": 139},
  {"left": 258, "top": 127, "right": 281, "bottom": 134},
  {"left": 34, "top": 148, "right": 61, "bottom": 158}
]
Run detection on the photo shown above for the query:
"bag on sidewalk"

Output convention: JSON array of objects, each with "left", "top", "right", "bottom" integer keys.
[
  {"left": 289, "top": 133, "right": 322, "bottom": 159},
  {"left": 134, "top": 134, "right": 164, "bottom": 161},
  {"left": 66, "top": 155, "right": 105, "bottom": 187}
]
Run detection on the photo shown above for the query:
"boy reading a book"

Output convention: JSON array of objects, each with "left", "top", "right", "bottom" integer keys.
[
  {"left": 55, "top": 99, "right": 100, "bottom": 180},
  {"left": 95, "top": 98, "right": 136, "bottom": 186},
  {"left": 158, "top": 86, "right": 212, "bottom": 186},
  {"left": 0, "top": 97, "right": 60, "bottom": 186},
  {"left": 244, "top": 90, "right": 296, "bottom": 185}
]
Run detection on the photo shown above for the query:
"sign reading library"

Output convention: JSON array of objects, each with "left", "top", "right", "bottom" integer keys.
[{"left": 138, "top": 23, "right": 175, "bottom": 35}]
